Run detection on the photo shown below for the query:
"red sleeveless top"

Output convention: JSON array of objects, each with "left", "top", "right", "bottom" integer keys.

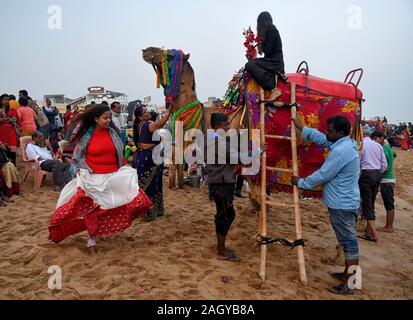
[{"left": 86, "top": 128, "right": 119, "bottom": 174}]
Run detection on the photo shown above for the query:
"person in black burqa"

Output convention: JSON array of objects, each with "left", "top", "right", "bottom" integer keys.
[{"left": 245, "top": 11, "right": 286, "bottom": 104}]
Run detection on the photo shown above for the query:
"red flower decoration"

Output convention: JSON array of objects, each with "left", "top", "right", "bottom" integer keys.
[{"left": 243, "top": 27, "right": 260, "bottom": 61}]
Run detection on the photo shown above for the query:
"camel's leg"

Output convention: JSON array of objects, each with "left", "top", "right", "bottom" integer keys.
[
  {"left": 169, "top": 164, "right": 177, "bottom": 189},
  {"left": 245, "top": 177, "right": 261, "bottom": 213},
  {"left": 177, "top": 165, "right": 184, "bottom": 189}
]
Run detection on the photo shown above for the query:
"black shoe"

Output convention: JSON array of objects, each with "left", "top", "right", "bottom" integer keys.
[
  {"left": 328, "top": 284, "right": 355, "bottom": 295},
  {"left": 143, "top": 211, "right": 157, "bottom": 222},
  {"left": 328, "top": 271, "right": 347, "bottom": 282}
]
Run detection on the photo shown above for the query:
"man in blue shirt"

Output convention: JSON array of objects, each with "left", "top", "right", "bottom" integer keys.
[{"left": 291, "top": 115, "right": 360, "bottom": 295}]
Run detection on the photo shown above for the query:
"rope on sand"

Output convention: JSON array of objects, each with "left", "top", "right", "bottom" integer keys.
[{"left": 256, "top": 235, "right": 306, "bottom": 249}]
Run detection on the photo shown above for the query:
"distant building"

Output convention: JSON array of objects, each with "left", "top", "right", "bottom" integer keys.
[
  {"left": 43, "top": 94, "right": 72, "bottom": 104},
  {"left": 203, "top": 97, "right": 222, "bottom": 108},
  {"left": 67, "top": 86, "right": 128, "bottom": 111}
]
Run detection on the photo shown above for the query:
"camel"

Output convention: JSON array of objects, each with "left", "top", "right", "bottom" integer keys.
[{"left": 142, "top": 47, "right": 262, "bottom": 210}]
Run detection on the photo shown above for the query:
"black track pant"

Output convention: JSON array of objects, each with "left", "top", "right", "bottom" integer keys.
[
  {"left": 209, "top": 184, "right": 236, "bottom": 236},
  {"left": 40, "top": 160, "right": 71, "bottom": 186},
  {"left": 245, "top": 55, "right": 285, "bottom": 91},
  {"left": 359, "top": 170, "right": 382, "bottom": 221}
]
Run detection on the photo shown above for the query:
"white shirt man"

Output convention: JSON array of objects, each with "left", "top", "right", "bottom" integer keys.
[
  {"left": 110, "top": 102, "right": 128, "bottom": 130},
  {"left": 26, "top": 132, "right": 71, "bottom": 192},
  {"left": 26, "top": 143, "right": 54, "bottom": 165},
  {"left": 111, "top": 112, "right": 128, "bottom": 130}
]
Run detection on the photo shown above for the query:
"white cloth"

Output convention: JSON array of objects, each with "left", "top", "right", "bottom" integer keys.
[
  {"left": 55, "top": 114, "right": 63, "bottom": 128},
  {"left": 26, "top": 143, "right": 54, "bottom": 165},
  {"left": 56, "top": 166, "right": 140, "bottom": 210},
  {"left": 111, "top": 112, "right": 128, "bottom": 130}
]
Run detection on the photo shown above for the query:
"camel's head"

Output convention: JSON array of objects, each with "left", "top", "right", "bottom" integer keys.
[
  {"left": 142, "top": 47, "right": 164, "bottom": 66},
  {"left": 142, "top": 47, "right": 191, "bottom": 69},
  {"left": 142, "top": 47, "right": 196, "bottom": 99}
]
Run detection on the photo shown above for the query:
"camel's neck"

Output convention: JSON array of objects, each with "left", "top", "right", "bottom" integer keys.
[
  {"left": 172, "top": 62, "right": 199, "bottom": 109},
  {"left": 173, "top": 86, "right": 198, "bottom": 109}
]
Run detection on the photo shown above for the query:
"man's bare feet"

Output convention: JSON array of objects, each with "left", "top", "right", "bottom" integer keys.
[
  {"left": 216, "top": 247, "right": 239, "bottom": 261},
  {"left": 377, "top": 226, "right": 395, "bottom": 233}
]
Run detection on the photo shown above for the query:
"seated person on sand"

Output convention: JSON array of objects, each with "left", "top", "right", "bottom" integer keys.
[
  {"left": 26, "top": 131, "right": 72, "bottom": 193},
  {"left": 0, "top": 141, "right": 20, "bottom": 206},
  {"left": 245, "top": 11, "right": 286, "bottom": 104}
]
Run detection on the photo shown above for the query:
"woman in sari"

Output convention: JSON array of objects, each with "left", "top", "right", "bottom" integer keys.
[
  {"left": 133, "top": 104, "right": 173, "bottom": 222},
  {"left": 0, "top": 94, "right": 20, "bottom": 165},
  {"left": 49, "top": 105, "right": 153, "bottom": 248}
]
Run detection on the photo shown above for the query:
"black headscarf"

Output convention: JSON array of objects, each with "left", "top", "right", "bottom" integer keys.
[{"left": 257, "top": 11, "right": 274, "bottom": 55}]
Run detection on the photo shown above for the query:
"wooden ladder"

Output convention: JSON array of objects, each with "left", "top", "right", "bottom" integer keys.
[{"left": 258, "top": 81, "right": 308, "bottom": 285}]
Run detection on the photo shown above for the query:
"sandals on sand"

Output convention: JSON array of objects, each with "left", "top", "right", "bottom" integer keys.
[
  {"left": 328, "top": 284, "right": 355, "bottom": 295},
  {"left": 358, "top": 234, "right": 378, "bottom": 242},
  {"left": 218, "top": 253, "right": 239, "bottom": 262},
  {"left": 328, "top": 271, "right": 347, "bottom": 282}
]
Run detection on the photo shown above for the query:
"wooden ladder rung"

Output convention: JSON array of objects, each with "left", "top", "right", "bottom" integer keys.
[
  {"left": 265, "top": 134, "right": 291, "bottom": 140},
  {"left": 266, "top": 200, "right": 295, "bottom": 208},
  {"left": 266, "top": 166, "right": 293, "bottom": 173}
]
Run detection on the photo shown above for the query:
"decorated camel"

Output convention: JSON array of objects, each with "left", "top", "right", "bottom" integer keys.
[
  {"left": 142, "top": 47, "right": 262, "bottom": 210},
  {"left": 141, "top": 47, "right": 363, "bottom": 207}
]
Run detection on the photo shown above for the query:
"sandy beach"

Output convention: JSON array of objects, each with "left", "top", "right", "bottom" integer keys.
[{"left": 0, "top": 149, "right": 412, "bottom": 300}]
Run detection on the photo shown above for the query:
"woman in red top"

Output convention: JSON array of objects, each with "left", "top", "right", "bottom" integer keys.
[
  {"left": 63, "top": 105, "right": 80, "bottom": 135},
  {"left": 0, "top": 94, "right": 20, "bottom": 165},
  {"left": 400, "top": 125, "right": 410, "bottom": 151},
  {"left": 63, "top": 105, "right": 72, "bottom": 134},
  {"left": 49, "top": 105, "right": 153, "bottom": 248}
]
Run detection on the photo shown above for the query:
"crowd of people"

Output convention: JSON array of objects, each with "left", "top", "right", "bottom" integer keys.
[
  {"left": 0, "top": 90, "right": 176, "bottom": 250},
  {"left": 362, "top": 117, "right": 412, "bottom": 151}
]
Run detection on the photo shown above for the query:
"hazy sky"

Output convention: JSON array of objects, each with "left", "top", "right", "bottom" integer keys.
[{"left": 1, "top": 0, "right": 412, "bottom": 122}]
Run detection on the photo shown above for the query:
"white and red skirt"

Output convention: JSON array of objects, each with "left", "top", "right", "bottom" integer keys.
[
  {"left": 49, "top": 166, "right": 153, "bottom": 243},
  {"left": 0, "top": 162, "right": 20, "bottom": 197}
]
